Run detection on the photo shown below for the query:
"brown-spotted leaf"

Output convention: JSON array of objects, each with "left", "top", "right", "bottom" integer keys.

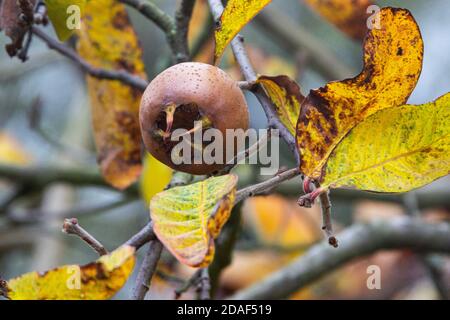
[
  {"left": 297, "top": 7, "right": 423, "bottom": 180},
  {"left": 321, "top": 93, "right": 450, "bottom": 192},
  {"left": 257, "top": 75, "right": 305, "bottom": 137},
  {"left": 214, "top": 0, "right": 272, "bottom": 64},
  {"left": 0, "top": 0, "right": 35, "bottom": 56},
  {"left": 150, "top": 175, "right": 238, "bottom": 268},
  {"left": 303, "top": 0, "right": 374, "bottom": 40},
  {"left": 6, "top": 246, "right": 135, "bottom": 300},
  {"left": 77, "top": 0, "right": 146, "bottom": 189}
]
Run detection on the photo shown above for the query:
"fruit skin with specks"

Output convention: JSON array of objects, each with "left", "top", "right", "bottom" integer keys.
[{"left": 139, "top": 62, "right": 249, "bottom": 175}]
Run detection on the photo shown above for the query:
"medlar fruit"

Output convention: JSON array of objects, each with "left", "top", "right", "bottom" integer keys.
[{"left": 139, "top": 62, "right": 249, "bottom": 175}]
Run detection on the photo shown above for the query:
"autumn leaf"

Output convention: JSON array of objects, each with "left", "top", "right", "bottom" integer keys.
[
  {"left": 257, "top": 75, "right": 305, "bottom": 137},
  {"left": 139, "top": 153, "right": 173, "bottom": 205},
  {"left": 303, "top": 0, "right": 374, "bottom": 40},
  {"left": 5, "top": 246, "right": 135, "bottom": 300},
  {"left": 297, "top": 7, "right": 424, "bottom": 181},
  {"left": 214, "top": 0, "right": 272, "bottom": 64},
  {"left": 150, "top": 175, "right": 238, "bottom": 267},
  {"left": 46, "top": 0, "right": 87, "bottom": 41},
  {"left": 77, "top": 0, "right": 146, "bottom": 190},
  {"left": 320, "top": 93, "right": 450, "bottom": 192}
]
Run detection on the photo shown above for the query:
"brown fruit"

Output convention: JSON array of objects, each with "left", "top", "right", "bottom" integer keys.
[{"left": 139, "top": 62, "right": 249, "bottom": 175}]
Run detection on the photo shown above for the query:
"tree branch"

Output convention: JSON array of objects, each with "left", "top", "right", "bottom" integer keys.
[
  {"left": 32, "top": 27, "right": 148, "bottom": 91},
  {"left": 229, "top": 217, "right": 450, "bottom": 299},
  {"left": 131, "top": 239, "right": 163, "bottom": 300},
  {"left": 234, "top": 168, "right": 300, "bottom": 204},
  {"left": 174, "top": 0, "right": 196, "bottom": 62},
  {"left": 62, "top": 218, "right": 108, "bottom": 256},
  {"left": 125, "top": 222, "right": 156, "bottom": 250}
]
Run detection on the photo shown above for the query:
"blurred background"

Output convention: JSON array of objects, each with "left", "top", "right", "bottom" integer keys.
[{"left": 0, "top": 0, "right": 449, "bottom": 299}]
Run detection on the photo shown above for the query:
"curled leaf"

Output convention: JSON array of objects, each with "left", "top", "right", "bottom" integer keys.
[
  {"left": 321, "top": 93, "right": 450, "bottom": 192},
  {"left": 77, "top": 0, "right": 146, "bottom": 189},
  {"left": 0, "top": 0, "right": 35, "bottom": 56},
  {"left": 303, "top": 0, "right": 374, "bottom": 40},
  {"left": 150, "top": 175, "right": 238, "bottom": 267},
  {"left": 257, "top": 75, "right": 305, "bottom": 137},
  {"left": 6, "top": 246, "right": 135, "bottom": 300},
  {"left": 214, "top": 0, "right": 272, "bottom": 64},
  {"left": 45, "top": 0, "right": 87, "bottom": 41},
  {"left": 297, "top": 7, "right": 424, "bottom": 180}
]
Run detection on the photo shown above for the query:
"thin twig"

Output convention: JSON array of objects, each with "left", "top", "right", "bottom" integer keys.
[
  {"left": 131, "top": 239, "right": 163, "bottom": 300},
  {"left": 234, "top": 168, "right": 300, "bottom": 204},
  {"left": 32, "top": 27, "right": 148, "bottom": 91},
  {"left": 318, "top": 190, "right": 338, "bottom": 247},
  {"left": 125, "top": 222, "right": 156, "bottom": 250},
  {"left": 197, "top": 268, "right": 211, "bottom": 300},
  {"left": 230, "top": 217, "right": 450, "bottom": 299},
  {"left": 62, "top": 218, "right": 108, "bottom": 256},
  {"left": 174, "top": 0, "right": 196, "bottom": 62}
]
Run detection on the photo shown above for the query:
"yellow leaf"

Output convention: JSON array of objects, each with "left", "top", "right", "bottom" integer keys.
[
  {"left": 321, "top": 93, "right": 450, "bottom": 192},
  {"left": 6, "top": 246, "right": 135, "bottom": 300},
  {"left": 0, "top": 133, "right": 31, "bottom": 165},
  {"left": 150, "top": 175, "right": 238, "bottom": 268},
  {"left": 303, "top": 0, "right": 374, "bottom": 40},
  {"left": 297, "top": 7, "right": 423, "bottom": 180},
  {"left": 257, "top": 75, "right": 305, "bottom": 137},
  {"left": 139, "top": 153, "right": 173, "bottom": 205},
  {"left": 214, "top": 0, "right": 272, "bottom": 64},
  {"left": 45, "top": 0, "right": 87, "bottom": 41},
  {"left": 77, "top": 0, "right": 146, "bottom": 190}
]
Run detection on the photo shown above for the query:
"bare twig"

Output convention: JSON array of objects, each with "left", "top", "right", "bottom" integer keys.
[
  {"left": 131, "top": 239, "right": 163, "bottom": 300},
  {"left": 174, "top": 0, "right": 196, "bottom": 62},
  {"left": 318, "top": 190, "right": 338, "bottom": 247},
  {"left": 234, "top": 168, "right": 300, "bottom": 204},
  {"left": 125, "top": 222, "right": 156, "bottom": 250},
  {"left": 32, "top": 27, "right": 148, "bottom": 91},
  {"left": 230, "top": 217, "right": 450, "bottom": 299},
  {"left": 62, "top": 218, "right": 108, "bottom": 256},
  {"left": 197, "top": 268, "right": 211, "bottom": 300}
]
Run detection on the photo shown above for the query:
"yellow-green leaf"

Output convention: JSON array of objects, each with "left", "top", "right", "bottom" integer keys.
[
  {"left": 45, "top": 0, "right": 87, "bottom": 41},
  {"left": 303, "top": 0, "right": 374, "bottom": 40},
  {"left": 6, "top": 246, "right": 135, "bottom": 300},
  {"left": 214, "top": 0, "right": 272, "bottom": 64},
  {"left": 321, "top": 93, "right": 450, "bottom": 192},
  {"left": 77, "top": 0, "right": 146, "bottom": 190},
  {"left": 150, "top": 175, "right": 238, "bottom": 267},
  {"left": 257, "top": 75, "right": 305, "bottom": 137},
  {"left": 139, "top": 153, "right": 173, "bottom": 205},
  {"left": 296, "top": 7, "right": 423, "bottom": 181}
]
